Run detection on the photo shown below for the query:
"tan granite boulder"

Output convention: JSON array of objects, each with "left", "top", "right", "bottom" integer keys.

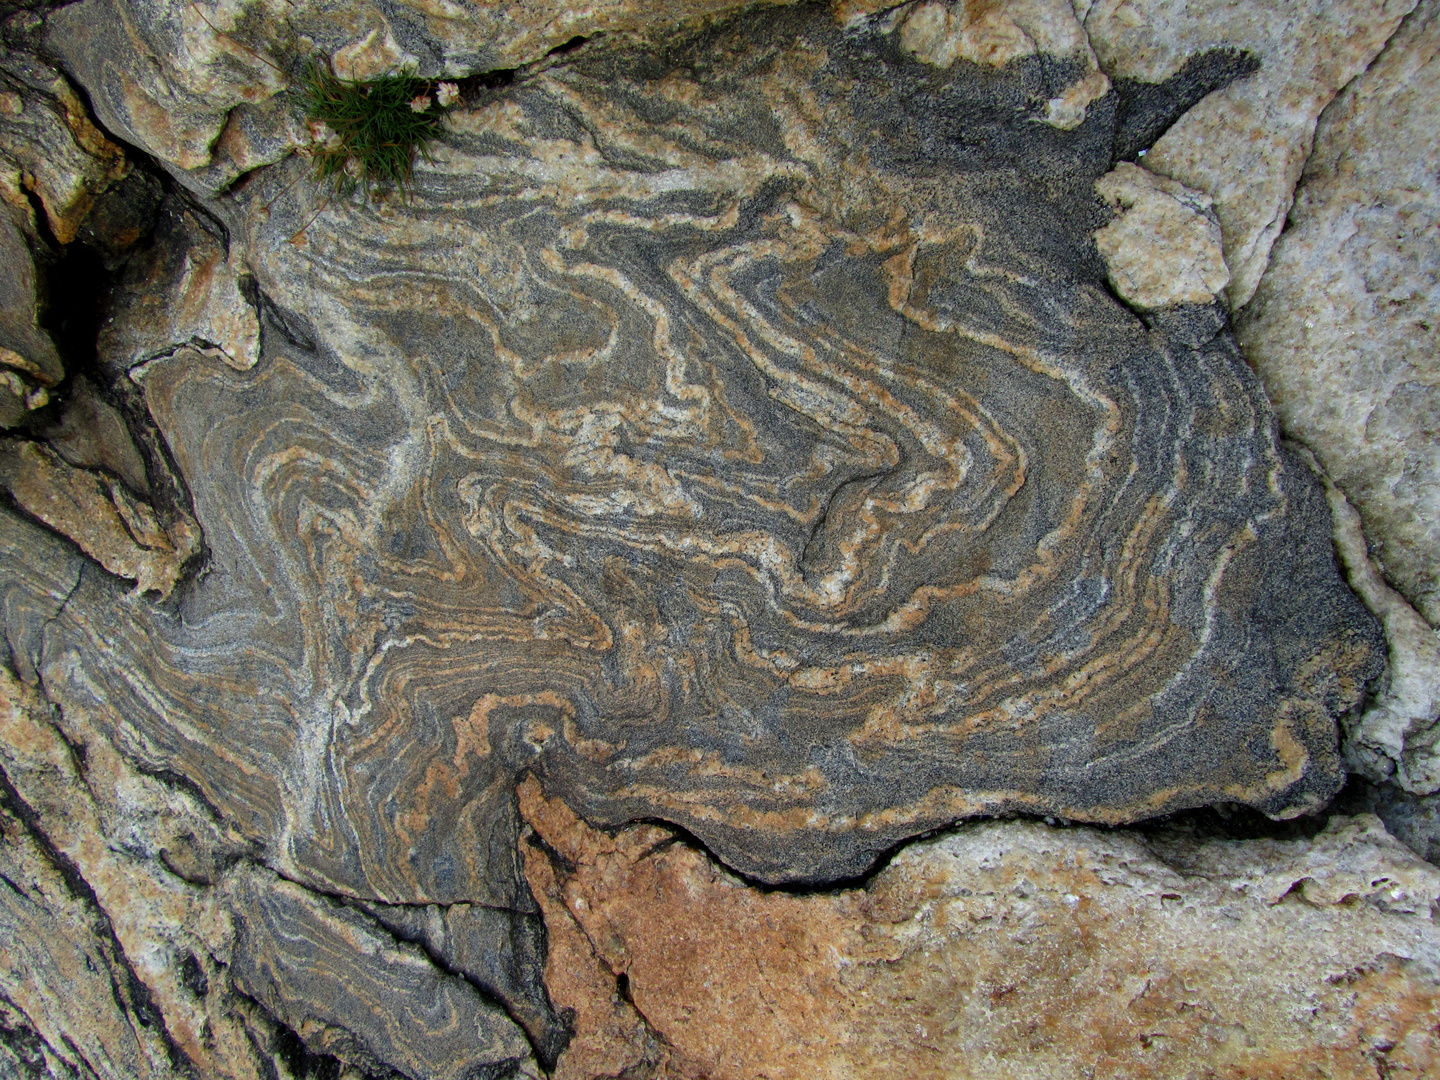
[
  {"left": 1093, "top": 161, "right": 1230, "bottom": 310},
  {"left": 522, "top": 777, "right": 1440, "bottom": 1080}
]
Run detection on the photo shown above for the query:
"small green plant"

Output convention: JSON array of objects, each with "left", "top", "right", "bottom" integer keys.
[{"left": 301, "top": 62, "right": 460, "bottom": 200}]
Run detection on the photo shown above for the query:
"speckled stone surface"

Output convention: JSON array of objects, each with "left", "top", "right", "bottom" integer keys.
[
  {"left": 521, "top": 777, "right": 1440, "bottom": 1080},
  {"left": 1236, "top": 0, "right": 1440, "bottom": 633},
  {"left": 32, "top": 2, "right": 1372, "bottom": 890},
  {"left": 0, "top": 2, "right": 1427, "bottom": 1077},
  {"left": 1093, "top": 161, "right": 1228, "bottom": 310},
  {"left": 1083, "top": 0, "right": 1417, "bottom": 308},
  {"left": 42, "top": 0, "right": 806, "bottom": 190}
]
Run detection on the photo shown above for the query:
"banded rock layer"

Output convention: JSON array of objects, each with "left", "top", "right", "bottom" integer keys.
[
  {"left": 13, "top": 2, "right": 1375, "bottom": 891},
  {"left": 0, "top": 1, "right": 1426, "bottom": 1077}
]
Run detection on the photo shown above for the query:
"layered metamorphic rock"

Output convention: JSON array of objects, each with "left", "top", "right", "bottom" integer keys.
[
  {"left": 20, "top": 0, "right": 1386, "bottom": 889},
  {"left": 0, "top": 0, "right": 1437, "bottom": 1077}
]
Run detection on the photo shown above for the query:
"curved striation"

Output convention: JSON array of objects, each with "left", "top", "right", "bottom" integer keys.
[{"left": 12, "top": 5, "right": 1382, "bottom": 889}]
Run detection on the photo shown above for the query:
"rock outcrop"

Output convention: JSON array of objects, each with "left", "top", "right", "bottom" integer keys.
[
  {"left": 522, "top": 776, "right": 1440, "bottom": 1080},
  {"left": 47, "top": 1, "right": 1374, "bottom": 896},
  {"left": 1236, "top": 0, "right": 1440, "bottom": 792},
  {"left": 42, "top": 0, "right": 810, "bottom": 193},
  {"left": 1084, "top": 0, "right": 1418, "bottom": 309},
  {"left": 0, "top": 0, "right": 1434, "bottom": 1077}
]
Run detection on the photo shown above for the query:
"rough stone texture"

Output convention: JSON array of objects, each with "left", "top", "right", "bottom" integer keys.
[
  {"left": 1083, "top": 0, "right": 1418, "bottom": 309},
  {"left": 0, "top": 633, "right": 537, "bottom": 1080},
  {"left": 43, "top": 0, "right": 804, "bottom": 190},
  {"left": 1345, "top": 779, "right": 1440, "bottom": 867},
  {"left": 91, "top": 1, "right": 1372, "bottom": 888},
  {"left": 0, "top": 2, "right": 1431, "bottom": 1076},
  {"left": 356, "top": 899, "right": 570, "bottom": 1067},
  {"left": 0, "top": 42, "right": 129, "bottom": 245},
  {"left": 0, "top": 214, "right": 63, "bottom": 391},
  {"left": 896, "top": 0, "right": 1111, "bottom": 128},
  {"left": 99, "top": 194, "right": 260, "bottom": 374},
  {"left": 1235, "top": 0, "right": 1440, "bottom": 635},
  {"left": 0, "top": 653, "right": 276, "bottom": 1080},
  {"left": 1, "top": 209, "right": 61, "bottom": 429},
  {"left": 0, "top": 438, "right": 199, "bottom": 598},
  {"left": 521, "top": 778, "right": 1440, "bottom": 1080},
  {"left": 1321, "top": 459, "right": 1440, "bottom": 792},
  {"left": 228, "top": 865, "right": 533, "bottom": 1080},
  {"left": 38, "top": 375, "right": 153, "bottom": 496},
  {"left": 1093, "top": 161, "right": 1229, "bottom": 310}
]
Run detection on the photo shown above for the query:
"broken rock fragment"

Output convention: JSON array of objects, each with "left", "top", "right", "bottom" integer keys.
[{"left": 1094, "top": 161, "right": 1230, "bottom": 311}]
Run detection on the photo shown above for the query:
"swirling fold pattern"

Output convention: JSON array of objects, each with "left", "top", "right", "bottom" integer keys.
[{"left": 17, "top": 6, "right": 1381, "bottom": 889}]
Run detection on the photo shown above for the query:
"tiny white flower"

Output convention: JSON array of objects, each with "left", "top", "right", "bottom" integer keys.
[
  {"left": 308, "top": 120, "right": 342, "bottom": 149},
  {"left": 409, "top": 93, "right": 432, "bottom": 113},
  {"left": 436, "top": 81, "right": 460, "bottom": 107}
]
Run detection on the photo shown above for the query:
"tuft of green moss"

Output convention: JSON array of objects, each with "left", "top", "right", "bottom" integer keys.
[{"left": 301, "top": 63, "right": 452, "bottom": 199}]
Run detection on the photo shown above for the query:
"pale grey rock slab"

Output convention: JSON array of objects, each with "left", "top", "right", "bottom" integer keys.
[
  {"left": 42, "top": 0, "right": 288, "bottom": 173},
  {"left": 1236, "top": 0, "right": 1440, "bottom": 633},
  {"left": 1345, "top": 778, "right": 1440, "bottom": 866},
  {"left": 1145, "top": 811, "right": 1440, "bottom": 914},
  {"left": 1084, "top": 0, "right": 1418, "bottom": 308},
  {"left": 1321, "top": 459, "right": 1440, "bottom": 792}
]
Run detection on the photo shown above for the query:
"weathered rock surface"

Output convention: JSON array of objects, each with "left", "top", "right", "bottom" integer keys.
[
  {"left": 0, "top": 437, "right": 196, "bottom": 598},
  {"left": 228, "top": 865, "right": 533, "bottom": 1080},
  {"left": 98, "top": 193, "right": 260, "bottom": 374},
  {"left": 0, "top": 639, "right": 538, "bottom": 1080},
  {"left": 86, "top": 2, "right": 1370, "bottom": 888},
  {"left": 521, "top": 777, "right": 1440, "bottom": 1079},
  {"left": 1093, "top": 161, "right": 1229, "bottom": 310},
  {"left": 0, "top": 1, "right": 1431, "bottom": 1076},
  {"left": 0, "top": 2, "right": 1380, "bottom": 912},
  {"left": 42, "top": 0, "right": 805, "bottom": 190},
  {"left": 1, "top": 212, "right": 62, "bottom": 428},
  {"left": 0, "top": 215, "right": 63, "bottom": 391},
  {"left": 0, "top": 40, "right": 129, "bottom": 245},
  {"left": 1236, "top": 0, "right": 1440, "bottom": 635},
  {"left": 1323, "top": 463, "right": 1440, "bottom": 792},
  {"left": 1084, "top": 0, "right": 1418, "bottom": 308},
  {"left": 1346, "top": 779, "right": 1440, "bottom": 867},
  {"left": 894, "top": 0, "right": 1111, "bottom": 128},
  {"left": 38, "top": 375, "right": 152, "bottom": 496}
]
